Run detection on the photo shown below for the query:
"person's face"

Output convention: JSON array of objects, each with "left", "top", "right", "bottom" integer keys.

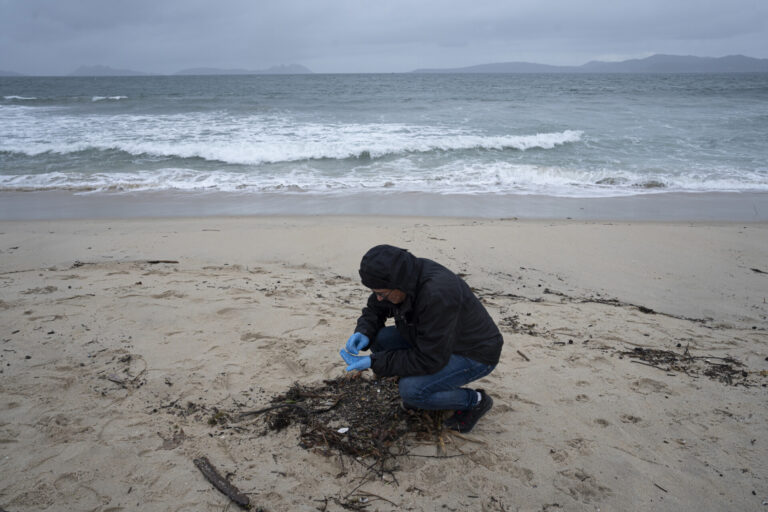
[{"left": 372, "top": 288, "right": 406, "bottom": 304}]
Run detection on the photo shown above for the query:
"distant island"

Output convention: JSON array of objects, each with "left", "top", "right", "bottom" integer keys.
[
  {"left": 0, "top": 69, "right": 24, "bottom": 77},
  {"left": 412, "top": 54, "right": 768, "bottom": 74},
  {"left": 174, "top": 64, "right": 312, "bottom": 75},
  {"left": 62, "top": 64, "right": 313, "bottom": 77},
  {"left": 69, "top": 65, "right": 149, "bottom": 76}
]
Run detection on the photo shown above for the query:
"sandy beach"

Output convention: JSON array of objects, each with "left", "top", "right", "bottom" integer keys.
[{"left": 1, "top": 215, "right": 766, "bottom": 511}]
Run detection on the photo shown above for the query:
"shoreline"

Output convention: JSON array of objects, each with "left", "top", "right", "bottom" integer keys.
[{"left": 2, "top": 190, "right": 768, "bottom": 221}]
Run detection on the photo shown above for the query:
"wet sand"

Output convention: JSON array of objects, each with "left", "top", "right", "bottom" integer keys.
[{"left": 1, "top": 190, "right": 768, "bottom": 221}]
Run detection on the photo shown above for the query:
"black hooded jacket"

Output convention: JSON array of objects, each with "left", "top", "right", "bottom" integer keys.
[{"left": 355, "top": 245, "right": 503, "bottom": 377}]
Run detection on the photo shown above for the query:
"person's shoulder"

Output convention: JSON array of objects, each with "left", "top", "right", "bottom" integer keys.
[
  {"left": 418, "top": 257, "right": 458, "bottom": 279},
  {"left": 416, "top": 261, "right": 462, "bottom": 302}
]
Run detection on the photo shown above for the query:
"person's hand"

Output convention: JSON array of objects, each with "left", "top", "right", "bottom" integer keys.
[
  {"left": 345, "top": 333, "right": 370, "bottom": 355},
  {"left": 339, "top": 349, "right": 371, "bottom": 372}
]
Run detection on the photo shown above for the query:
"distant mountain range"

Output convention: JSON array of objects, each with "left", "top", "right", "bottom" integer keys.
[
  {"left": 2, "top": 55, "right": 767, "bottom": 77},
  {"left": 66, "top": 64, "right": 313, "bottom": 77},
  {"left": 412, "top": 54, "right": 768, "bottom": 74}
]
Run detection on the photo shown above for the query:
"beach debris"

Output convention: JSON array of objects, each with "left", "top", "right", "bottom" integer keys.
[
  {"left": 500, "top": 314, "right": 542, "bottom": 336},
  {"left": 619, "top": 345, "right": 762, "bottom": 386},
  {"left": 193, "top": 456, "right": 254, "bottom": 510},
  {"left": 235, "top": 375, "right": 450, "bottom": 478},
  {"left": 97, "top": 352, "right": 148, "bottom": 394},
  {"left": 516, "top": 350, "right": 530, "bottom": 362},
  {"left": 162, "top": 377, "right": 448, "bottom": 508},
  {"left": 21, "top": 285, "right": 58, "bottom": 295}
]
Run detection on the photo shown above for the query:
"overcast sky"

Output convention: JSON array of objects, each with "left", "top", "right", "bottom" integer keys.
[{"left": 1, "top": 0, "right": 767, "bottom": 75}]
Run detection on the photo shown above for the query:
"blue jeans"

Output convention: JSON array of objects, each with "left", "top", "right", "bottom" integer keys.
[{"left": 373, "top": 326, "right": 496, "bottom": 411}]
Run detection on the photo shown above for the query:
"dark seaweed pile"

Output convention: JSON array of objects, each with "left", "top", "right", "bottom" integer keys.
[
  {"left": 620, "top": 346, "right": 756, "bottom": 386},
  {"left": 237, "top": 375, "right": 446, "bottom": 475}
]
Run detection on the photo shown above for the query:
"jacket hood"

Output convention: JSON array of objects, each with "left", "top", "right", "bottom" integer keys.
[{"left": 359, "top": 245, "right": 419, "bottom": 293}]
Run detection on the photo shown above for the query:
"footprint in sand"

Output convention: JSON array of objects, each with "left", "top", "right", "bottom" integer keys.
[
  {"left": 240, "top": 332, "right": 267, "bottom": 342},
  {"left": 629, "top": 377, "right": 672, "bottom": 395},
  {"left": 553, "top": 468, "right": 612, "bottom": 504},
  {"left": 565, "top": 438, "right": 594, "bottom": 456},
  {"left": 620, "top": 414, "right": 643, "bottom": 424},
  {"left": 53, "top": 472, "right": 105, "bottom": 510},
  {"left": 549, "top": 448, "right": 569, "bottom": 463},
  {"left": 151, "top": 290, "right": 186, "bottom": 299},
  {"left": 7, "top": 481, "right": 57, "bottom": 508}
]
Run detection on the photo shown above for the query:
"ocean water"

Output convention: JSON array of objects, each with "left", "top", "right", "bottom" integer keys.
[{"left": 1, "top": 73, "right": 767, "bottom": 211}]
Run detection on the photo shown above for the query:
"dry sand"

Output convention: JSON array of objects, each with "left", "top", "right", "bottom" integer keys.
[{"left": 0, "top": 216, "right": 766, "bottom": 511}]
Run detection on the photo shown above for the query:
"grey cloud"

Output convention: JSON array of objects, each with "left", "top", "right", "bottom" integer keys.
[{"left": 1, "top": 0, "right": 766, "bottom": 74}]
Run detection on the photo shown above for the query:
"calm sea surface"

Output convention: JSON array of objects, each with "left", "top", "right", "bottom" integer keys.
[{"left": 1, "top": 73, "right": 767, "bottom": 216}]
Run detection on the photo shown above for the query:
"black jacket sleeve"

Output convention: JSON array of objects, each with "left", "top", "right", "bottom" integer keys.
[{"left": 354, "top": 292, "right": 389, "bottom": 341}]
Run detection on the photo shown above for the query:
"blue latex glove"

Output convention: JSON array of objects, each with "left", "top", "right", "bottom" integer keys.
[
  {"left": 345, "top": 332, "right": 370, "bottom": 355},
  {"left": 340, "top": 349, "right": 371, "bottom": 372}
]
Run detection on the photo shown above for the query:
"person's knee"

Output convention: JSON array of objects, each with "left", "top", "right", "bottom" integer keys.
[{"left": 398, "top": 379, "right": 427, "bottom": 407}]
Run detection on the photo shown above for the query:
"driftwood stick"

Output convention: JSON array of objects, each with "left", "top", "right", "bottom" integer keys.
[
  {"left": 193, "top": 456, "right": 250, "bottom": 509},
  {"left": 516, "top": 350, "right": 530, "bottom": 362}
]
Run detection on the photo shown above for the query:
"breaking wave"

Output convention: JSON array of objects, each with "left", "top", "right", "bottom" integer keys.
[{"left": 0, "top": 109, "right": 583, "bottom": 164}]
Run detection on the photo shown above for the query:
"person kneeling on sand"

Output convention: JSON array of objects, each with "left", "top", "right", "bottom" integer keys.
[{"left": 339, "top": 244, "right": 503, "bottom": 433}]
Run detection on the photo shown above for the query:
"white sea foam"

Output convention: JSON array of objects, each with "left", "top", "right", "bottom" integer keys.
[
  {"left": 2, "top": 163, "right": 766, "bottom": 197},
  {"left": 92, "top": 96, "right": 128, "bottom": 102},
  {"left": 3, "top": 95, "right": 38, "bottom": 101}
]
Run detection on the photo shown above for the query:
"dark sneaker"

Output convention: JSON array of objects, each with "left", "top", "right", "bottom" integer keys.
[
  {"left": 399, "top": 400, "right": 419, "bottom": 413},
  {"left": 444, "top": 390, "right": 493, "bottom": 433}
]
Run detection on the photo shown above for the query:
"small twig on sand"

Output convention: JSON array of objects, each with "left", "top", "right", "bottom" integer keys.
[
  {"left": 356, "top": 491, "right": 399, "bottom": 507},
  {"left": 516, "top": 350, "right": 530, "bottom": 362},
  {"left": 106, "top": 374, "right": 127, "bottom": 387}
]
